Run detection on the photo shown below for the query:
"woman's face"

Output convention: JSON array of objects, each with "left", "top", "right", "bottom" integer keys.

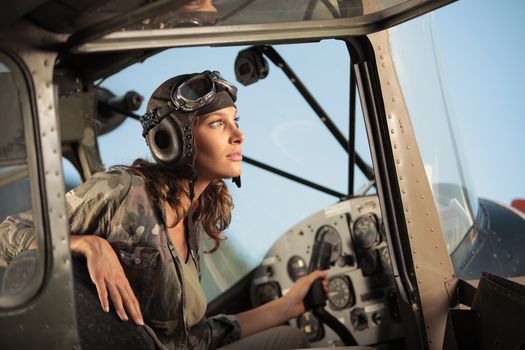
[{"left": 194, "top": 106, "right": 244, "bottom": 182}]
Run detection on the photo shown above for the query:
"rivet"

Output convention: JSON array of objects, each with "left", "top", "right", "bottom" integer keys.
[
  {"left": 42, "top": 132, "right": 46, "bottom": 137},
  {"left": 387, "top": 80, "right": 391, "bottom": 85},
  {"left": 380, "top": 54, "right": 384, "bottom": 59},
  {"left": 402, "top": 189, "right": 406, "bottom": 194},
  {"left": 407, "top": 218, "right": 411, "bottom": 223},
  {"left": 413, "top": 249, "right": 416, "bottom": 253},
  {"left": 391, "top": 129, "right": 395, "bottom": 134},
  {"left": 400, "top": 176, "right": 404, "bottom": 180},
  {"left": 435, "top": 244, "right": 439, "bottom": 248},
  {"left": 44, "top": 324, "right": 49, "bottom": 329},
  {"left": 431, "top": 228, "right": 434, "bottom": 232},
  {"left": 411, "top": 162, "right": 415, "bottom": 166},
  {"left": 378, "top": 45, "right": 382, "bottom": 50},
  {"left": 426, "top": 212, "right": 430, "bottom": 216},
  {"left": 421, "top": 195, "right": 425, "bottom": 199},
  {"left": 410, "top": 234, "right": 414, "bottom": 239},
  {"left": 416, "top": 265, "right": 419, "bottom": 269},
  {"left": 392, "top": 97, "right": 396, "bottom": 102},
  {"left": 382, "top": 63, "right": 386, "bottom": 68},
  {"left": 406, "top": 146, "right": 410, "bottom": 150},
  {"left": 388, "top": 114, "right": 392, "bottom": 119},
  {"left": 44, "top": 60, "right": 49, "bottom": 66},
  {"left": 405, "top": 208, "right": 409, "bottom": 212},
  {"left": 48, "top": 105, "right": 52, "bottom": 110},
  {"left": 418, "top": 280, "right": 422, "bottom": 284},
  {"left": 396, "top": 159, "right": 400, "bottom": 164},
  {"left": 394, "top": 144, "right": 398, "bottom": 149},
  {"left": 416, "top": 179, "right": 420, "bottom": 183}
]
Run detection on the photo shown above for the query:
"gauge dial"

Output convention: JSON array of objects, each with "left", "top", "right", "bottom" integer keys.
[
  {"left": 353, "top": 215, "right": 379, "bottom": 250},
  {"left": 287, "top": 255, "right": 307, "bottom": 282},
  {"left": 254, "top": 282, "right": 281, "bottom": 306},
  {"left": 327, "top": 275, "right": 355, "bottom": 310},
  {"left": 316, "top": 225, "right": 342, "bottom": 263},
  {"left": 297, "top": 311, "right": 324, "bottom": 342}
]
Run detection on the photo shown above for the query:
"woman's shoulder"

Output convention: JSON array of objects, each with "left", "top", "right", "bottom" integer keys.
[{"left": 68, "top": 167, "right": 135, "bottom": 202}]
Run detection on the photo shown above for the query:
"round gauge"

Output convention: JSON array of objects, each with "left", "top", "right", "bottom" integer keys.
[
  {"left": 327, "top": 275, "right": 355, "bottom": 310},
  {"left": 254, "top": 282, "right": 281, "bottom": 306},
  {"left": 297, "top": 311, "right": 324, "bottom": 342},
  {"left": 358, "top": 250, "right": 378, "bottom": 276},
  {"left": 350, "top": 307, "right": 368, "bottom": 331},
  {"left": 353, "top": 215, "right": 379, "bottom": 250},
  {"left": 287, "top": 255, "right": 307, "bottom": 282},
  {"left": 316, "top": 225, "right": 342, "bottom": 263}
]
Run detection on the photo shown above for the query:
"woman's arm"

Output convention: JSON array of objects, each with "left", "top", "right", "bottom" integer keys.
[
  {"left": 70, "top": 235, "right": 144, "bottom": 325},
  {"left": 235, "top": 270, "right": 328, "bottom": 338}
]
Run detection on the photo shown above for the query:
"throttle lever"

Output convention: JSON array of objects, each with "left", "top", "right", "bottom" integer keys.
[
  {"left": 304, "top": 240, "right": 332, "bottom": 310},
  {"left": 302, "top": 237, "right": 358, "bottom": 346}
]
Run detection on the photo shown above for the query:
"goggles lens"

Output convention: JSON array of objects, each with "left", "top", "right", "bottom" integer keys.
[{"left": 179, "top": 75, "right": 214, "bottom": 101}]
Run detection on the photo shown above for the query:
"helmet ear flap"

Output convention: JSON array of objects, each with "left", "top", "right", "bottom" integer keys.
[{"left": 146, "top": 116, "right": 183, "bottom": 167}]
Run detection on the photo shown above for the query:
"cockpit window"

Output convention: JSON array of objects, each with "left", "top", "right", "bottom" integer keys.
[
  {"left": 0, "top": 52, "right": 44, "bottom": 307},
  {"left": 99, "top": 40, "right": 372, "bottom": 299}
]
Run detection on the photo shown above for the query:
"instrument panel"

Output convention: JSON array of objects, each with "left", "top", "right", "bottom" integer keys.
[{"left": 250, "top": 196, "right": 403, "bottom": 347}]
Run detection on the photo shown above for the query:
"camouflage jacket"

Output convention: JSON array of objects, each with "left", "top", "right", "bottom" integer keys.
[{"left": 0, "top": 168, "right": 241, "bottom": 350}]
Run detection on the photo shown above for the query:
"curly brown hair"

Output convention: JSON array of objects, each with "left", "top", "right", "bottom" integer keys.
[{"left": 120, "top": 158, "right": 232, "bottom": 253}]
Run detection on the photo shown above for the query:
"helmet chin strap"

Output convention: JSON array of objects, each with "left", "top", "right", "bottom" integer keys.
[{"left": 232, "top": 176, "right": 241, "bottom": 188}]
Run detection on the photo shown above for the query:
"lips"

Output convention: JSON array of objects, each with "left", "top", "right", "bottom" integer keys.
[{"left": 227, "top": 151, "right": 243, "bottom": 161}]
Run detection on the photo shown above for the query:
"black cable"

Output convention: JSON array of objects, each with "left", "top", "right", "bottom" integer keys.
[{"left": 312, "top": 307, "right": 357, "bottom": 346}]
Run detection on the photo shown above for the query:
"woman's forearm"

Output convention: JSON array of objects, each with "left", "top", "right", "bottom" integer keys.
[{"left": 235, "top": 297, "right": 294, "bottom": 338}]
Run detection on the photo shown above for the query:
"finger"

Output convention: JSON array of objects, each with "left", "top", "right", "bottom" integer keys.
[
  {"left": 309, "top": 270, "right": 327, "bottom": 283},
  {"left": 107, "top": 283, "right": 128, "bottom": 321},
  {"left": 118, "top": 283, "right": 144, "bottom": 325},
  {"left": 93, "top": 278, "right": 110, "bottom": 312}
]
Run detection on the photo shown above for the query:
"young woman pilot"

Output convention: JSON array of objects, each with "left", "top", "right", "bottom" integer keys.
[{"left": 0, "top": 71, "right": 328, "bottom": 350}]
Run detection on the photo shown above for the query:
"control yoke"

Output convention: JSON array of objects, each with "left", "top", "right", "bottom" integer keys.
[{"left": 304, "top": 236, "right": 358, "bottom": 346}]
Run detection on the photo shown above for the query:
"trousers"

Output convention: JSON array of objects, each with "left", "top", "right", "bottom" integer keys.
[{"left": 217, "top": 325, "right": 310, "bottom": 350}]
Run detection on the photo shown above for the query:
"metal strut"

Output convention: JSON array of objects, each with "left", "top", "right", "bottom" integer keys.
[{"left": 256, "top": 45, "right": 374, "bottom": 183}]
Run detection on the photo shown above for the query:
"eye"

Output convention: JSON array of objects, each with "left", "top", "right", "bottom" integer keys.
[
  {"left": 209, "top": 119, "right": 223, "bottom": 128},
  {"left": 234, "top": 116, "right": 240, "bottom": 128}
]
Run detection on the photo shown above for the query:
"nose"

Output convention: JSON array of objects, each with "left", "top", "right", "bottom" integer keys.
[{"left": 230, "top": 127, "right": 244, "bottom": 145}]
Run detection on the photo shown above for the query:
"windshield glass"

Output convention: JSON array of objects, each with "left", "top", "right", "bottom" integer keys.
[
  {"left": 96, "top": 40, "right": 372, "bottom": 299},
  {"left": 123, "top": 0, "right": 408, "bottom": 29},
  {"left": 388, "top": 14, "right": 476, "bottom": 254}
]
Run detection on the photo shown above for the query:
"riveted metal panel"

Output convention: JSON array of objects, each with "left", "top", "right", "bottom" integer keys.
[
  {"left": 366, "top": 29, "right": 456, "bottom": 349},
  {"left": 0, "top": 21, "right": 79, "bottom": 349}
]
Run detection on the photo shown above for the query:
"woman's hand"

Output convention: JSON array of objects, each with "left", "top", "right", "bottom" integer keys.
[
  {"left": 72, "top": 235, "right": 144, "bottom": 325},
  {"left": 283, "top": 270, "right": 329, "bottom": 319}
]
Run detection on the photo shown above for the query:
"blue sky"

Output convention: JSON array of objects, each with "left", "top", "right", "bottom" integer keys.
[{"left": 69, "top": 0, "right": 525, "bottom": 269}]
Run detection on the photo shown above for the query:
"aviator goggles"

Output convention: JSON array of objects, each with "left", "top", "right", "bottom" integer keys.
[
  {"left": 171, "top": 70, "right": 237, "bottom": 112},
  {"left": 141, "top": 71, "right": 237, "bottom": 136}
]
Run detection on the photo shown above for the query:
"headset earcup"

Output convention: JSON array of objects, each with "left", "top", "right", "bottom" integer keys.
[{"left": 146, "top": 117, "right": 183, "bottom": 166}]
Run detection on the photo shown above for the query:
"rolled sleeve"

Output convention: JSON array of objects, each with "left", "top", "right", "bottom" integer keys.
[
  {"left": 206, "top": 314, "right": 242, "bottom": 349},
  {"left": 0, "top": 211, "right": 35, "bottom": 267}
]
